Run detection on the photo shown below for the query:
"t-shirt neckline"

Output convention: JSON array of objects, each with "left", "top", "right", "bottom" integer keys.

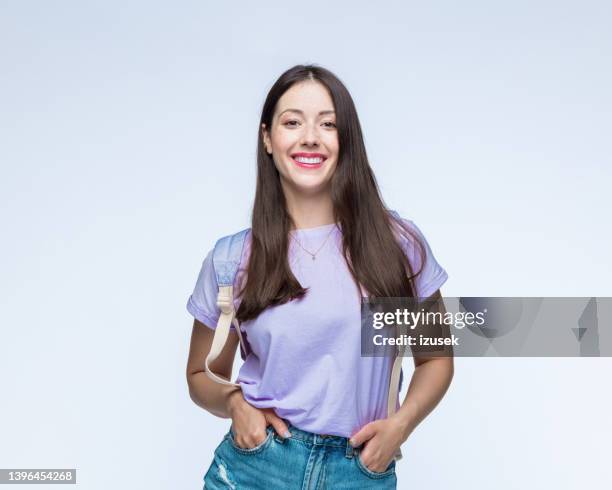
[{"left": 290, "top": 222, "right": 340, "bottom": 235}]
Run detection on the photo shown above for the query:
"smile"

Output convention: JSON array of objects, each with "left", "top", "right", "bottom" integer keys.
[{"left": 291, "top": 154, "right": 327, "bottom": 169}]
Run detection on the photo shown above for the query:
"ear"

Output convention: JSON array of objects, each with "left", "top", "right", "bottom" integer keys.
[{"left": 261, "top": 123, "right": 271, "bottom": 154}]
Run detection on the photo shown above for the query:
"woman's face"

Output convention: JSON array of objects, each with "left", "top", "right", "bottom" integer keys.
[{"left": 262, "top": 80, "right": 339, "bottom": 196}]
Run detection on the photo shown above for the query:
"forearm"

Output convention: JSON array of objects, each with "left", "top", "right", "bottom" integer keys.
[
  {"left": 187, "top": 371, "right": 242, "bottom": 419},
  {"left": 394, "top": 357, "right": 454, "bottom": 439}
]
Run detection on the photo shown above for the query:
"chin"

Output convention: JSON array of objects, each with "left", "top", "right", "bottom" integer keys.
[
  {"left": 285, "top": 176, "right": 330, "bottom": 193},
  {"left": 297, "top": 182, "right": 332, "bottom": 195}
]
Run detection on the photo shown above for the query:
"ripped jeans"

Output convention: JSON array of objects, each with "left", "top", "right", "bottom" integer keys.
[{"left": 203, "top": 421, "right": 397, "bottom": 489}]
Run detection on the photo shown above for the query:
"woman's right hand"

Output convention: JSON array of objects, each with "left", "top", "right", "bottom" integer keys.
[{"left": 226, "top": 390, "right": 291, "bottom": 449}]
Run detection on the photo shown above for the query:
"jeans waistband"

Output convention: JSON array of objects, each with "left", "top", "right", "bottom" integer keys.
[{"left": 285, "top": 421, "right": 356, "bottom": 450}]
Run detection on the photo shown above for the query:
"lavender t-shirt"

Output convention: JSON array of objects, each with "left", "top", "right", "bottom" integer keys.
[{"left": 186, "top": 218, "right": 448, "bottom": 438}]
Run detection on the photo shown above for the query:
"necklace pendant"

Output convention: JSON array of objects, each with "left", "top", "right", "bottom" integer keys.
[{"left": 312, "top": 255, "right": 316, "bottom": 261}]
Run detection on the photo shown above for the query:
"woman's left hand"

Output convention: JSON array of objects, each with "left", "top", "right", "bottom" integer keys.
[{"left": 349, "top": 414, "right": 409, "bottom": 473}]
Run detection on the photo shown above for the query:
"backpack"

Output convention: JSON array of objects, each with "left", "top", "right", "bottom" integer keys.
[{"left": 204, "top": 210, "right": 406, "bottom": 461}]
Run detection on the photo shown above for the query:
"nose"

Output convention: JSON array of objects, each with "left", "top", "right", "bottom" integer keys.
[{"left": 301, "top": 123, "right": 320, "bottom": 147}]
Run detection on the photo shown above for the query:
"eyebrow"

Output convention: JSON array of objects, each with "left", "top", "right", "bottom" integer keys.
[{"left": 278, "top": 109, "right": 336, "bottom": 117}]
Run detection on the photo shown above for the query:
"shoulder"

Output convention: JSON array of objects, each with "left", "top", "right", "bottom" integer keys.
[
  {"left": 209, "top": 227, "right": 252, "bottom": 287},
  {"left": 388, "top": 211, "right": 449, "bottom": 297},
  {"left": 213, "top": 227, "right": 252, "bottom": 252},
  {"left": 211, "top": 226, "right": 252, "bottom": 252},
  {"left": 388, "top": 211, "right": 424, "bottom": 255}
]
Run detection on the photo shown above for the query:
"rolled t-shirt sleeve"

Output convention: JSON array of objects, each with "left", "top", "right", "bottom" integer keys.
[
  {"left": 400, "top": 218, "right": 449, "bottom": 298},
  {"left": 186, "top": 248, "right": 224, "bottom": 329}
]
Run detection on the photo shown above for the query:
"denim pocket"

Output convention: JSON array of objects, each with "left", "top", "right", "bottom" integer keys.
[
  {"left": 227, "top": 425, "right": 273, "bottom": 455},
  {"left": 355, "top": 452, "right": 396, "bottom": 479}
]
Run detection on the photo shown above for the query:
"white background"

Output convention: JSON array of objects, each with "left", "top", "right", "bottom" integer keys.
[{"left": 1, "top": 1, "right": 610, "bottom": 489}]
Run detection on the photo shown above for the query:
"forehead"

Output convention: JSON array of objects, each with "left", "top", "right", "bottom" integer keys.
[{"left": 275, "top": 81, "right": 335, "bottom": 117}]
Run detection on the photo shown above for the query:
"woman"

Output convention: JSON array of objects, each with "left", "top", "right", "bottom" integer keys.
[{"left": 186, "top": 64, "right": 453, "bottom": 489}]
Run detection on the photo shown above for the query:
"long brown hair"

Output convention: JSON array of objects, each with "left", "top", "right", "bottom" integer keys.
[{"left": 235, "top": 64, "right": 426, "bottom": 323}]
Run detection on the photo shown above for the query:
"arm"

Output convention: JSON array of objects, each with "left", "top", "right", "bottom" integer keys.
[
  {"left": 392, "top": 289, "right": 454, "bottom": 439},
  {"left": 185, "top": 319, "right": 243, "bottom": 419},
  {"left": 348, "top": 289, "right": 454, "bottom": 472},
  {"left": 186, "top": 319, "right": 293, "bottom": 445}
]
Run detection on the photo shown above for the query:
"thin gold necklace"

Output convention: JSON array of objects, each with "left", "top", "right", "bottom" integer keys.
[{"left": 289, "top": 224, "right": 337, "bottom": 261}]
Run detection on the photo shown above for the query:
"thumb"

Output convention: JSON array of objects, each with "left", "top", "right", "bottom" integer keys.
[
  {"left": 350, "top": 421, "right": 377, "bottom": 448},
  {"left": 265, "top": 410, "right": 292, "bottom": 439}
]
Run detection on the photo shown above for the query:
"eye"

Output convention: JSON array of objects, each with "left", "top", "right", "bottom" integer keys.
[
  {"left": 283, "top": 120, "right": 299, "bottom": 127},
  {"left": 323, "top": 122, "right": 337, "bottom": 128}
]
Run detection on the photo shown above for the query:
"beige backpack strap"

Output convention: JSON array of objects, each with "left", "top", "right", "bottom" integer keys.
[
  {"left": 387, "top": 208, "right": 407, "bottom": 461},
  {"left": 387, "top": 343, "right": 405, "bottom": 461},
  {"left": 204, "top": 286, "right": 243, "bottom": 387},
  {"left": 387, "top": 315, "right": 408, "bottom": 461},
  {"left": 204, "top": 228, "right": 250, "bottom": 387},
  {"left": 362, "top": 275, "right": 405, "bottom": 462}
]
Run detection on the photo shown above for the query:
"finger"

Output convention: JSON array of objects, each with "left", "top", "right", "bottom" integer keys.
[
  {"left": 243, "top": 426, "right": 268, "bottom": 448},
  {"left": 370, "top": 455, "right": 393, "bottom": 473},
  {"left": 265, "top": 412, "right": 292, "bottom": 438},
  {"left": 350, "top": 421, "right": 377, "bottom": 447}
]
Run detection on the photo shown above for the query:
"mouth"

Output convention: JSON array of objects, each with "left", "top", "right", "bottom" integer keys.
[{"left": 290, "top": 153, "right": 327, "bottom": 170}]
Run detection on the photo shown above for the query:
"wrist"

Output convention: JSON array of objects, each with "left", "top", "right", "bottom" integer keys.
[{"left": 392, "top": 400, "right": 419, "bottom": 441}]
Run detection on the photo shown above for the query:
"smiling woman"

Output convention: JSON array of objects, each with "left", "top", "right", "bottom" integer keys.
[
  {"left": 185, "top": 64, "right": 453, "bottom": 490},
  {"left": 262, "top": 83, "right": 340, "bottom": 197}
]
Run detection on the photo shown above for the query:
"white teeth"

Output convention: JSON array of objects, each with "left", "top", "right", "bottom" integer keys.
[{"left": 294, "top": 156, "right": 324, "bottom": 164}]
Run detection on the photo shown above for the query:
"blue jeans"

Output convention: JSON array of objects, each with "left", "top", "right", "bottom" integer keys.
[{"left": 203, "top": 421, "right": 397, "bottom": 489}]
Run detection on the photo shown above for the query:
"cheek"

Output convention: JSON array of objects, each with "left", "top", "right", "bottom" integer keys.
[
  {"left": 323, "top": 135, "right": 340, "bottom": 154},
  {"left": 272, "top": 130, "right": 298, "bottom": 151}
]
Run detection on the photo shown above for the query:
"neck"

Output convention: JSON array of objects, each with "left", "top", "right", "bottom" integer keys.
[{"left": 283, "top": 183, "right": 335, "bottom": 231}]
